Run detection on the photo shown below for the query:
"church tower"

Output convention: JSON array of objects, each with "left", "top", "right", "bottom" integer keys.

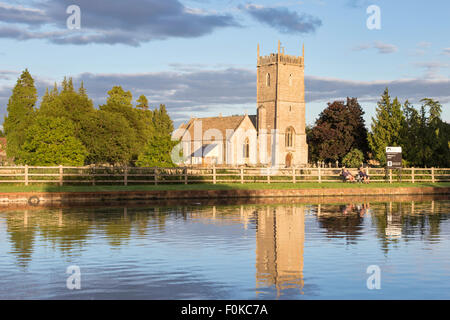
[{"left": 256, "top": 41, "right": 308, "bottom": 167}]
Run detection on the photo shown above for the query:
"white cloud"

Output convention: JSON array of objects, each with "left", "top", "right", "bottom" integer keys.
[{"left": 353, "top": 41, "right": 398, "bottom": 54}]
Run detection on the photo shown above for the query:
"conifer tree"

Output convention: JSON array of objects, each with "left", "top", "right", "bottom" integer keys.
[
  {"left": 136, "top": 95, "right": 149, "bottom": 110},
  {"left": 3, "top": 69, "right": 37, "bottom": 161},
  {"left": 152, "top": 104, "right": 174, "bottom": 137},
  {"left": 368, "top": 88, "right": 405, "bottom": 165}
]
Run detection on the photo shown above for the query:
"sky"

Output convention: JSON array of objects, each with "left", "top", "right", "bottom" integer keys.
[{"left": 0, "top": 0, "right": 449, "bottom": 129}]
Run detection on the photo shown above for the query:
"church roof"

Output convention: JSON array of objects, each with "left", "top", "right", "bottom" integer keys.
[{"left": 177, "top": 114, "right": 256, "bottom": 140}]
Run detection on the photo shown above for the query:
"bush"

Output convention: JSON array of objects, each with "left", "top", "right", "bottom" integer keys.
[{"left": 342, "top": 149, "right": 364, "bottom": 168}]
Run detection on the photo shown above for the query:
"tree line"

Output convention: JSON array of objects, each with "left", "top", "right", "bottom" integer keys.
[
  {"left": 2, "top": 70, "right": 449, "bottom": 168},
  {"left": 307, "top": 88, "right": 450, "bottom": 168},
  {"left": 3, "top": 69, "right": 177, "bottom": 166}
]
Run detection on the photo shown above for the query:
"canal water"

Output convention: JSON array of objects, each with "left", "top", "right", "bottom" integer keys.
[{"left": 0, "top": 197, "right": 449, "bottom": 299}]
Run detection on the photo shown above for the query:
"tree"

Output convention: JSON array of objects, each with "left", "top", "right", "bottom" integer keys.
[
  {"left": 401, "top": 98, "right": 449, "bottom": 167},
  {"left": 21, "top": 116, "right": 87, "bottom": 166},
  {"left": 3, "top": 69, "right": 37, "bottom": 161},
  {"left": 80, "top": 110, "right": 135, "bottom": 165},
  {"left": 152, "top": 104, "right": 174, "bottom": 137},
  {"left": 309, "top": 98, "right": 368, "bottom": 162},
  {"left": 136, "top": 95, "right": 149, "bottom": 110},
  {"left": 136, "top": 134, "right": 177, "bottom": 167},
  {"left": 368, "top": 88, "right": 405, "bottom": 166},
  {"left": 342, "top": 149, "right": 364, "bottom": 168},
  {"left": 100, "top": 86, "right": 145, "bottom": 160}
]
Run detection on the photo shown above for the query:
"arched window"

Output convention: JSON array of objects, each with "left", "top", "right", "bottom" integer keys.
[
  {"left": 266, "top": 73, "right": 270, "bottom": 87},
  {"left": 285, "top": 127, "right": 295, "bottom": 148},
  {"left": 243, "top": 138, "right": 250, "bottom": 159}
]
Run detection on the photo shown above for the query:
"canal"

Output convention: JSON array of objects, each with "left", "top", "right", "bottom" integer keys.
[{"left": 0, "top": 196, "right": 449, "bottom": 299}]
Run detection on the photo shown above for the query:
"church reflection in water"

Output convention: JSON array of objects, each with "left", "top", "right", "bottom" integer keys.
[
  {"left": 190, "top": 204, "right": 305, "bottom": 297},
  {"left": 255, "top": 205, "right": 305, "bottom": 298}
]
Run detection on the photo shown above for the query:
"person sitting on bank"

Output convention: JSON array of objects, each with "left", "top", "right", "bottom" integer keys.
[
  {"left": 341, "top": 167, "right": 355, "bottom": 182},
  {"left": 358, "top": 167, "right": 370, "bottom": 184}
]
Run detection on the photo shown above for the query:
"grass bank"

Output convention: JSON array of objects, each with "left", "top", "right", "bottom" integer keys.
[{"left": 0, "top": 182, "right": 449, "bottom": 193}]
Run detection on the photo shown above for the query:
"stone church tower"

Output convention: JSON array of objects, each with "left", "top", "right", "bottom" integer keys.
[{"left": 256, "top": 41, "right": 308, "bottom": 167}]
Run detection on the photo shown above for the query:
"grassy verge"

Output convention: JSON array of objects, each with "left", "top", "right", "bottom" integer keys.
[{"left": 0, "top": 182, "right": 448, "bottom": 193}]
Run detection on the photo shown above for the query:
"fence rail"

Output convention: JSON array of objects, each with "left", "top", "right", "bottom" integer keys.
[{"left": 0, "top": 165, "right": 448, "bottom": 186}]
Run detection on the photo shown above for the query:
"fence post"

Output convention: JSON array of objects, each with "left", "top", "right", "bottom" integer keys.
[
  {"left": 240, "top": 167, "right": 244, "bottom": 184},
  {"left": 184, "top": 167, "right": 188, "bottom": 185},
  {"left": 411, "top": 167, "right": 415, "bottom": 183},
  {"left": 124, "top": 166, "right": 128, "bottom": 186},
  {"left": 213, "top": 166, "right": 216, "bottom": 184},
  {"left": 59, "top": 165, "right": 63, "bottom": 186},
  {"left": 154, "top": 168, "right": 158, "bottom": 185},
  {"left": 431, "top": 167, "right": 435, "bottom": 183},
  {"left": 24, "top": 165, "right": 28, "bottom": 186},
  {"left": 292, "top": 167, "right": 296, "bottom": 183},
  {"left": 318, "top": 167, "right": 321, "bottom": 183},
  {"left": 389, "top": 169, "right": 392, "bottom": 184}
]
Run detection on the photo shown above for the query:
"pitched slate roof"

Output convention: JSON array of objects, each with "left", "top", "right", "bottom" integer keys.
[{"left": 176, "top": 114, "right": 256, "bottom": 141}]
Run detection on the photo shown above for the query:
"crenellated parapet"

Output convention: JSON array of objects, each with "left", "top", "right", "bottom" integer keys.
[{"left": 257, "top": 41, "right": 305, "bottom": 66}]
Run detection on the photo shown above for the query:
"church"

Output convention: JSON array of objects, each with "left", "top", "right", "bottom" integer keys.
[{"left": 173, "top": 41, "right": 308, "bottom": 167}]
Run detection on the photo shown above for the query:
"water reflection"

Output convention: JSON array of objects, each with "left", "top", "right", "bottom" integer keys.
[
  {"left": 255, "top": 205, "right": 304, "bottom": 298},
  {"left": 0, "top": 197, "right": 449, "bottom": 299}
]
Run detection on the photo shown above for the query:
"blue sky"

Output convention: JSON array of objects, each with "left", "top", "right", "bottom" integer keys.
[{"left": 0, "top": 0, "right": 449, "bottom": 128}]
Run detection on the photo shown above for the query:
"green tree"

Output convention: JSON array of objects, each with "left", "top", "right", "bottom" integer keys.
[
  {"left": 342, "top": 149, "right": 364, "bottom": 168},
  {"left": 21, "top": 116, "right": 87, "bottom": 166},
  {"left": 136, "top": 95, "right": 149, "bottom": 110},
  {"left": 152, "top": 104, "right": 174, "bottom": 137},
  {"left": 3, "top": 69, "right": 37, "bottom": 161},
  {"left": 100, "top": 86, "right": 145, "bottom": 160},
  {"left": 402, "top": 98, "right": 450, "bottom": 167},
  {"left": 136, "top": 134, "right": 177, "bottom": 167},
  {"left": 368, "top": 88, "right": 405, "bottom": 166},
  {"left": 80, "top": 110, "right": 135, "bottom": 165}
]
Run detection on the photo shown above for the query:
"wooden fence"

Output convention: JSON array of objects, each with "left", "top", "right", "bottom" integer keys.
[{"left": 0, "top": 166, "right": 449, "bottom": 186}]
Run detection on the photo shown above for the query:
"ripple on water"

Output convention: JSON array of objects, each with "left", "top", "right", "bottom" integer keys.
[{"left": 0, "top": 199, "right": 449, "bottom": 299}]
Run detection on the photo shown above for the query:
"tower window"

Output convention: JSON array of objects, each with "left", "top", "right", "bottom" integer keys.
[
  {"left": 289, "top": 74, "right": 293, "bottom": 86},
  {"left": 285, "top": 127, "right": 295, "bottom": 148},
  {"left": 266, "top": 73, "right": 270, "bottom": 87}
]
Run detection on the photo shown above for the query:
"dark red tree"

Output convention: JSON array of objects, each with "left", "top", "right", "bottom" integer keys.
[{"left": 308, "top": 98, "right": 368, "bottom": 162}]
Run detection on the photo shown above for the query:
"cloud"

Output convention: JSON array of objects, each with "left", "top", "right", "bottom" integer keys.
[
  {"left": 353, "top": 41, "right": 398, "bottom": 54},
  {"left": 0, "top": 2, "right": 49, "bottom": 25},
  {"left": 241, "top": 4, "right": 322, "bottom": 34},
  {"left": 0, "top": 0, "right": 239, "bottom": 46},
  {"left": 417, "top": 41, "right": 432, "bottom": 49},
  {"left": 1, "top": 68, "right": 449, "bottom": 124},
  {"left": 413, "top": 61, "right": 449, "bottom": 79},
  {"left": 305, "top": 76, "right": 450, "bottom": 105},
  {"left": 0, "top": 70, "right": 18, "bottom": 80},
  {"left": 442, "top": 48, "right": 450, "bottom": 56}
]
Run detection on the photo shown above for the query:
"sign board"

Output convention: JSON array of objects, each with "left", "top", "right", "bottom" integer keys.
[{"left": 386, "top": 146, "right": 402, "bottom": 168}]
